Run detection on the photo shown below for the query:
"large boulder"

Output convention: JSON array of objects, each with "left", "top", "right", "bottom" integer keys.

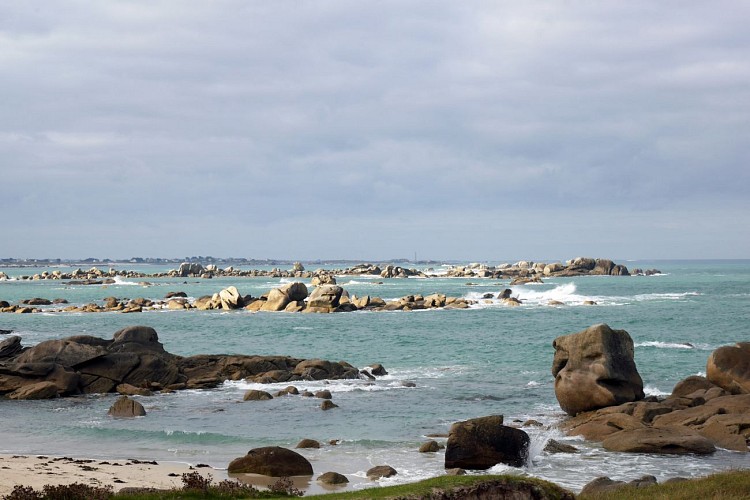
[
  {"left": 219, "top": 286, "right": 244, "bottom": 309},
  {"left": 444, "top": 415, "right": 529, "bottom": 469},
  {"left": 706, "top": 342, "right": 750, "bottom": 394},
  {"left": 305, "top": 285, "right": 344, "bottom": 313},
  {"left": 227, "top": 446, "right": 313, "bottom": 476},
  {"left": 261, "top": 282, "right": 308, "bottom": 312},
  {"left": 177, "top": 262, "right": 205, "bottom": 277},
  {"left": 552, "top": 324, "right": 644, "bottom": 415}
]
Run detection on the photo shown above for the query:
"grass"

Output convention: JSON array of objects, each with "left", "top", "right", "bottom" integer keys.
[
  {"left": 304, "top": 474, "right": 573, "bottom": 499},
  {"left": 578, "top": 470, "right": 750, "bottom": 500},
  {"left": 5, "top": 469, "right": 750, "bottom": 499}
]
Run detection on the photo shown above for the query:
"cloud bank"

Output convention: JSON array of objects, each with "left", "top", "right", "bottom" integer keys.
[{"left": 1, "top": 1, "right": 748, "bottom": 260}]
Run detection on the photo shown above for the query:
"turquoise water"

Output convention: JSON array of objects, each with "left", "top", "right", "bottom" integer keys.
[{"left": 1, "top": 260, "right": 749, "bottom": 492}]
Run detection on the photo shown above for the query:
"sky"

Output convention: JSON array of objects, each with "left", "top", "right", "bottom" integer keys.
[{"left": 1, "top": 1, "right": 749, "bottom": 261}]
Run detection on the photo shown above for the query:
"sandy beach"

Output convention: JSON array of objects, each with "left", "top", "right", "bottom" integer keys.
[{"left": 0, "top": 454, "right": 218, "bottom": 496}]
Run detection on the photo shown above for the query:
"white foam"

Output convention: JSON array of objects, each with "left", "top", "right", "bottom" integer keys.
[
  {"left": 635, "top": 341, "right": 709, "bottom": 350},
  {"left": 644, "top": 385, "right": 670, "bottom": 396},
  {"left": 112, "top": 276, "right": 142, "bottom": 286},
  {"left": 466, "top": 283, "right": 606, "bottom": 308}
]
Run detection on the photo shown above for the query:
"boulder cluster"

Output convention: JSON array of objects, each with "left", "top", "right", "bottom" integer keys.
[
  {"left": 0, "top": 326, "right": 378, "bottom": 399},
  {"left": 1, "top": 283, "right": 476, "bottom": 315},
  {"left": 553, "top": 325, "right": 750, "bottom": 455},
  {"left": 2, "top": 256, "right": 636, "bottom": 283}
]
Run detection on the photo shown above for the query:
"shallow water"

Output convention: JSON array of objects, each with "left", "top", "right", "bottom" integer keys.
[{"left": 1, "top": 260, "right": 749, "bottom": 493}]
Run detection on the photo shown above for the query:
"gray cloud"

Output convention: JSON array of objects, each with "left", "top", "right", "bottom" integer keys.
[{"left": 1, "top": 1, "right": 748, "bottom": 259}]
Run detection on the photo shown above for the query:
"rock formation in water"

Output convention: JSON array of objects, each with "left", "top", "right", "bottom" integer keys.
[
  {"left": 552, "top": 323, "right": 645, "bottom": 415},
  {"left": 0, "top": 326, "right": 375, "bottom": 400}
]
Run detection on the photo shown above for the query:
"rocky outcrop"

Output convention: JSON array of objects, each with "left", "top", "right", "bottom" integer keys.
[
  {"left": 0, "top": 326, "right": 382, "bottom": 399},
  {"left": 552, "top": 324, "right": 644, "bottom": 415},
  {"left": 707, "top": 342, "right": 750, "bottom": 394},
  {"left": 227, "top": 446, "right": 313, "bottom": 476},
  {"left": 444, "top": 415, "right": 530, "bottom": 469},
  {"left": 561, "top": 377, "right": 749, "bottom": 453}
]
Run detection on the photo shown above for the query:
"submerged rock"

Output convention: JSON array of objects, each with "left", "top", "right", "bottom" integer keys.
[{"left": 108, "top": 395, "right": 146, "bottom": 418}]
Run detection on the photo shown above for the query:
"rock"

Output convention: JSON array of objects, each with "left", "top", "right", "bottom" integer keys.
[
  {"left": 0, "top": 335, "right": 23, "bottom": 358},
  {"left": 292, "top": 262, "right": 305, "bottom": 272},
  {"left": 108, "top": 395, "right": 147, "bottom": 417},
  {"left": 296, "top": 439, "right": 321, "bottom": 449},
  {"left": 543, "top": 439, "right": 578, "bottom": 454},
  {"left": 580, "top": 474, "right": 657, "bottom": 496},
  {"left": 219, "top": 286, "right": 244, "bottom": 309},
  {"left": 419, "top": 440, "right": 440, "bottom": 453},
  {"left": 116, "top": 383, "right": 153, "bottom": 396},
  {"left": 563, "top": 412, "right": 647, "bottom": 441},
  {"left": 194, "top": 295, "right": 219, "bottom": 310},
  {"left": 445, "top": 468, "right": 466, "bottom": 476},
  {"left": 444, "top": 415, "right": 530, "bottom": 469},
  {"left": 227, "top": 446, "right": 313, "bottom": 476},
  {"left": 366, "top": 465, "right": 397, "bottom": 480},
  {"left": 321, "top": 400, "right": 338, "bottom": 410},
  {"left": 8, "top": 381, "right": 59, "bottom": 400},
  {"left": 306, "top": 285, "right": 344, "bottom": 313},
  {"left": 317, "top": 471, "right": 348, "bottom": 485},
  {"left": 177, "top": 262, "right": 204, "bottom": 277},
  {"left": 707, "top": 342, "right": 750, "bottom": 394},
  {"left": 552, "top": 324, "right": 644, "bottom": 415},
  {"left": 22, "top": 298, "right": 52, "bottom": 306},
  {"left": 368, "top": 363, "right": 388, "bottom": 376},
  {"left": 315, "top": 390, "right": 333, "bottom": 399},
  {"left": 243, "top": 389, "right": 273, "bottom": 401},
  {"left": 670, "top": 376, "right": 721, "bottom": 398},
  {"left": 580, "top": 477, "right": 627, "bottom": 496},
  {"left": 261, "top": 288, "right": 292, "bottom": 312},
  {"left": 165, "top": 291, "right": 187, "bottom": 298},
  {"left": 602, "top": 426, "right": 715, "bottom": 454}
]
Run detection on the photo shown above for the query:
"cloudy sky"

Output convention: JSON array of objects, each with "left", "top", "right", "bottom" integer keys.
[{"left": 1, "top": 1, "right": 748, "bottom": 261}]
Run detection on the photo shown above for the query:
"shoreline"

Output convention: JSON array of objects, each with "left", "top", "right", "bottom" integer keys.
[{"left": 0, "top": 453, "right": 217, "bottom": 497}]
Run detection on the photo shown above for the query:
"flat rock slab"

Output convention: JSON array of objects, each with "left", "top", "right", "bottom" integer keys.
[{"left": 602, "top": 426, "right": 716, "bottom": 454}]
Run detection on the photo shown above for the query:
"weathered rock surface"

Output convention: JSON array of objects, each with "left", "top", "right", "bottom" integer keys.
[
  {"left": 552, "top": 324, "right": 644, "bottom": 415},
  {"left": 561, "top": 375, "right": 750, "bottom": 454},
  {"left": 0, "top": 326, "right": 382, "bottom": 399},
  {"left": 445, "top": 415, "right": 530, "bottom": 469},
  {"left": 602, "top": 426, "right": 715, "bottom": 454},
  {"left": 108, "top": 395, "right": 147, "bottom": 417},
  {"left": 366, "top": 465, "right": 397, "bottom": 480},
  {"left": 317, "top": 471, "right": 348, "bottom": 485},
  {"left": 707, "top": 342, "right": 750, "bottom": 394},
  {"left": 580, "top": 475, "right": 656, "bottom": 496},
  {"left": 227, "top": 446, "right": 313, "bottom": 476}
]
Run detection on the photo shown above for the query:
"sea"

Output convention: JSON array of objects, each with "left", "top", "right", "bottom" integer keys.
[{"left": 1, "top": 259, "right": 748, "bottom": 494}]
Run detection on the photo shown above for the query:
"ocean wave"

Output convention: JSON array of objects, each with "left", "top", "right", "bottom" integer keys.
[
  {"left": 635, "top": 341, "right": 709, "bottom": 350},
  {"left": 466, "top": 283, "right": 607, "bottom": 308},
  {"left": 633, "top": 291, "right": 699, "bottom": 301},
  {"left": 111, "top": 276, "right": 143, "bottom": 286},
  {"left": 644, "top": 385, "right": 670, "bottom": 397}
]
